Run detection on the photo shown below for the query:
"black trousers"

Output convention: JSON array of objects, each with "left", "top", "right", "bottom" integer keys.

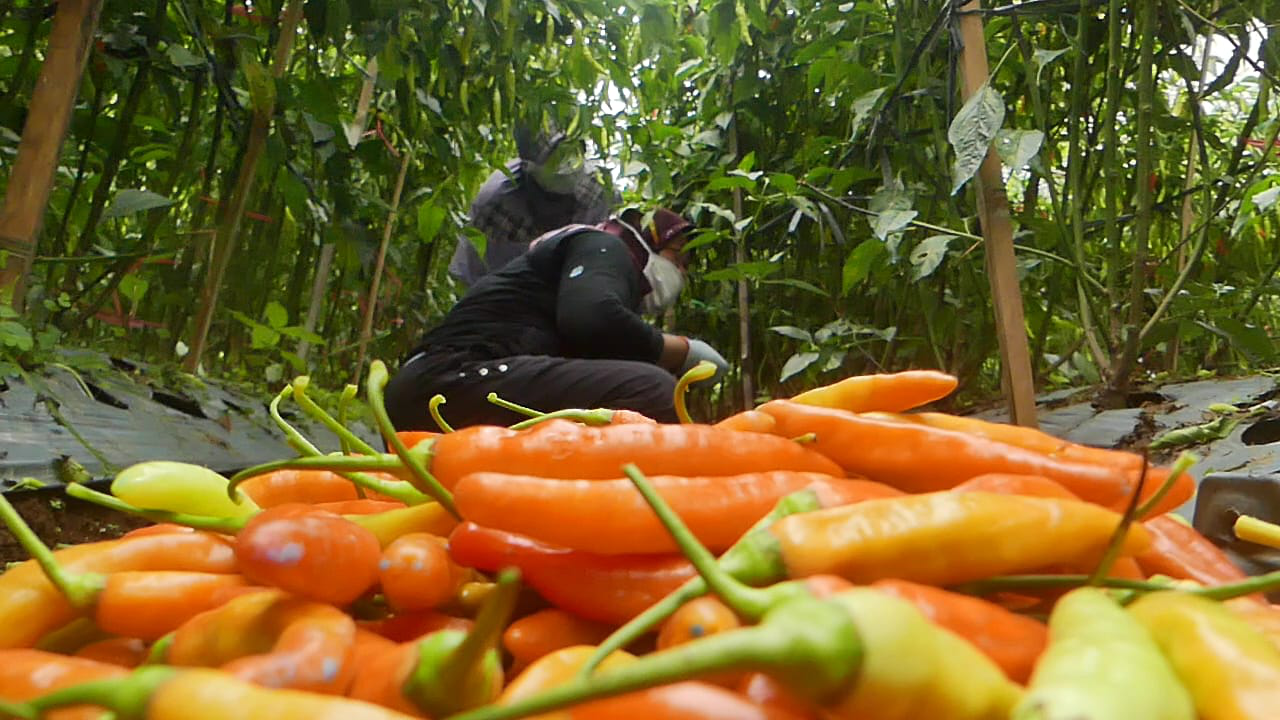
[{"left": 384, "top": 354, "right": 678, "bottom": 432}]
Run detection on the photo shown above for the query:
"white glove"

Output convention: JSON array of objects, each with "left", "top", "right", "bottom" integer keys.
[{"left": 681, "top": 338, "right": 730, "bottom": 384}]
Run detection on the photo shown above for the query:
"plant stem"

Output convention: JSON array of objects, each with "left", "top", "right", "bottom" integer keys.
[{"left": 366, "top": 360, "right": 459, "bottom": 518}]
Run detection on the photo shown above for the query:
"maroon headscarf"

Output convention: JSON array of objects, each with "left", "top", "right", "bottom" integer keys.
[{"left": 600, "top": 207, "right": 693, "bottom": 278}]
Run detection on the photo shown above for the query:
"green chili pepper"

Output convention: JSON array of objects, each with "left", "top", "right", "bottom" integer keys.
[{"left": 1013, "top": 586, "right": 1194, "bottom": 720}]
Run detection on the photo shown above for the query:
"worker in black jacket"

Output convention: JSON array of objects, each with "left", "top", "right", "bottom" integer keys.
[{"left": 386, "top": 208, "right": 729, "bottom": 430}]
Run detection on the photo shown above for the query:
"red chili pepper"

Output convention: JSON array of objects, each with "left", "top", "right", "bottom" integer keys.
[
  {"left": 502, "top": 610, "right": 614, "bottom": 670},
  {"left": 1135, "top": 515, "right": 1249, "bottom": 586},
  {"left": 73, "top": 637, "right": 148, "bottom": 668},
  {"left": 429, "top": 420, "right": 843, "bottom": 490},
  {"left": 870, "top": 579, "right": 1047, "bottom": 683},
  {"left": 379, "top": 532, "right": 468, "bottom": 612},
  {"left": 234, "top": 505, "right": 382, "bottom": 606},
  {"left": 759, "top": 400, "right": 1141, "bottom": 507},
  {"left": 569, "top": 681, "right": 802, "bottom": 720},
  {"left": 448, "top": 522, "right": 695, "bottom": 625},
  {"left": 165, "top": 589, "right": 357, "bottom": 694},
  {"left": 454, "top": 472, "right": 885, "bottom": 555}
]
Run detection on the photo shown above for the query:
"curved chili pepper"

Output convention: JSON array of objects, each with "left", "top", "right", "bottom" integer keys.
[
  {"left": 23, "top": 666, "right": 425, "bottom": 720},
  {"left": 73, "top": 637, "right": 148, "bottom": 668},
  {"left": 569, "top": 681, "right": 801, "bottom": 720},
  {"left": 1136, "top": 515, "right": 1250, "bottom": 587},
  {"left": 869, "top": 579, "right": 1047, "bottom": 684},
  {"left": 234, "top": 504, "right": 382, "bottom": 606},
  {"left": 379, "top": 532, "right": 468, "bottom": 612},
  {"left": 0, "top": 527, "right": 235, "bottom": 649},
  {"left": 453, "top": 472, "right": 879, "bottom": 555},
  {"left": 788, "top": 369, "right": 958, "bottom": 412},
  {"left": 0, "top": 649, "right": 125, "bottom": 720},
  {"left": 238, "top": 470, "right": 362, "bottom": 507},
  {"left": 448, "top": 522, "right": 696, "bottom": 625},
  {"left": 1015, "top": 587, "right": 1193, "bottom": 719},
  {"left": 430, "top": 419, "right": 843, "bottom": 491},
  {"left": 164, "top": 589, "right": 357, "bottom": 694},
  {"left": 952, "top": 473, "right": 1081, "bottom": 500},
  {"left": 714, "top": 410, "right": 777, "bottom": 434},
  {"left": 760, "top": 400, "right": 1144, "bottom": 507},
  {"left": 502, "top": 610, "right": 613, "bottom": 670},
  {"left": 1130, "top": 590, "right": 1280, "bottom": 719},
  {"left": 111, "top": 461, "right": 260, "bottom": 519}
]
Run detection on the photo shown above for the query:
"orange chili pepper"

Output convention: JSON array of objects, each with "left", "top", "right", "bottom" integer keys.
[
  {"left": 1135, "top": 515, "right": 1250, "bottom": 587},
  {"left": 735, "top": 672, "right": 821, "bottom": 720},
  {"left": 503, "top": 610, "right": 614, "bottom": 670},
  {"left": 454, "top": 472, "right": 881, "bottom": 555},
  {"left": 234, "top": 504, "right": 382, "bottom": 606},
  {"left": 448, "top": 522, "right": 695, "bottom": 625},
  {"left": 314, "top": 499, "right": 407, "bottom": 515},
  {"left": 0, "top": 649, "right": 125, "bottom": 720},
  {"left": 498, "top": 645, "right": 636, "bottom": 707},
  {"left": 428, "top": 420, "right": 843, "bottom": 490},
  {"left": 359, "top": 611, "right": 474, "bottom": 643},
  {"left": 0, "top": 529, "right": 236, "bottom": 649},
  {"left": 569, "top": 681, "right": 800, "bottom": 720},
  {"left": 120, "top": 524, "right": 198, "bottom": 539},
  {"left": 238, "top": 470, "right": 362, "bottom": 507},
  {"left": 870, "top": 579, "right": 1048, "bottom": 683},
  {"left": 164, "top": 589, "right": 357, "bottom": 694},
  {"left": 714, "top": 410, "right": 777, "bottom": 434},
  {"left": 379, "top": 533, "right": 468, "bottom": 612},
  {"left": 789, "top": 369, "right": 958, "bottom": 412},
  {"left": 952, "top": 473, "right": 1081, "bottom": 500},
  {"left": 657, "top": 596, "right": 742, "bottom": 651},
  {"left": 759, "top": 400, "right": 1140, "bottom": 506},
  {"left": 73, "top": 637, "right": 149, "bottom": 668}
]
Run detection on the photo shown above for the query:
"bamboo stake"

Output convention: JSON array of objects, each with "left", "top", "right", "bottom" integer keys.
[
  {"left": 956, "top": 0, "right": 1038, "bottom": 427},
  {"left": 0, "top": 0, "right": 105, "bottom": 311},
  {"left": 353, "top": 151, "right": 412, "bottom": 384}
]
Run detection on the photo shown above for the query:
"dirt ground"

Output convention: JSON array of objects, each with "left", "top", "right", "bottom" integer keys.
[{"left": 1, "top": 488, "right": 152, "bottom": 565}]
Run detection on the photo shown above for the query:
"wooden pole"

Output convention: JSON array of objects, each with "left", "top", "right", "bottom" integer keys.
[
  {"left": 956, "top": 0, "right": 1038, "bottom": 427},
  {"left": 353, "top": 151, "right": 411, "bottom": 384},
  {"left": 0, "top": 0, "right": 105, "bottom": 311}
]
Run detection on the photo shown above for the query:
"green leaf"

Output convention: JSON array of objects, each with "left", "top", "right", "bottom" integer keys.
[
  {"left": 948, "top": 84, "right": 1005, "bottom": 195},
  {"left": 277, "top": 326, "right": 326, "bottom": 344},
  {"left": 104, "top": 189, "right": 174, "bottom": 219},
  {"left": 251, "top": 324, "right": 281, "bottom": 349},
  {"left": 165, "top": 45, "right": 203, "bottom": 68},
  {"left": 1033, "top": 47, "right": 1069, "bottom": 85},
  {"left": 779, "top": 351, "right": 820, "bottom": 382},
  {"left": 994, "top": 129, "right": 1045, "bottom": 170},
  {"left": 909, "top": 234, "right": 955, "bottom": 281},
  {"left": 463, "top": 227, "right": 487, "bottom": 265},
  {"left": 1203, "top": 318, "right": 1275, "bottom": 363},
  {"left": 738, "top": 152, "right": 756, "bottom": 172},
  {"left": 0, "top": 320, "right": 33, "bottom": 351},
  {"left": 417, "top": 202, "right": 447, "bottom": 244},
  {"left": 264, "top": 301, "right": 289, "bottom": 329},
  {"left": 770, "top": 325, "right": 814, "bottom": 343},
  {"left": 850, "top": 87, "right": 886, "bottom": 141},
  {"left": 707, "top": 175, "right": 757, "bottom": 192},
  {"left": 872, "top": 209, "right": 917, "bottom": 241},
  {"left": 842, "top": 240, "right": 886, "bottom": 296},
  {"left": 767, "top": 173, "right": 797, "bottom": 195},
  {"left": 118, "top": 274, "right": 149, "bottom": 305}
]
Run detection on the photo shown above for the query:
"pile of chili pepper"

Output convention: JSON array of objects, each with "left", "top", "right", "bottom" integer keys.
[{"left": 4, "top": 360, "right": 1280, "bottom": 720}]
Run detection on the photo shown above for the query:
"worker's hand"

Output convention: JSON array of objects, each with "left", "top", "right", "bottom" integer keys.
[{"left": 681, "top": 338, "right": 730, "bottom": 384}]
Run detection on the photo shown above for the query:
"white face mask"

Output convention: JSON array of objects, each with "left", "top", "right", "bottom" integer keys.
[{"left": 619, "top": 219, "right": 685, "bottom": 314}]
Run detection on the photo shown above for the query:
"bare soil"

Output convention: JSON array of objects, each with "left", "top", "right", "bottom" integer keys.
[{"left": 1, "top": 488, "right": 151, "bottom": 565}]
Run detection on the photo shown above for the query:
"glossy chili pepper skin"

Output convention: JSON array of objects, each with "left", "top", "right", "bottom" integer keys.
[
  {"left": 953, "top": 473, "right": 1081, "bottom": 500},
  {"left": 74, "top": 637, "right": 149, "bottom": 668},
  {"left": 235, "top": 505, "right": 381, "bottom": 606},
  {"left": 1136, "top": 515, "right": 1250, "bottom": 587},
  {"left": 238, "top": 469, "right": 362, "bottom": 507},
  {"left": 454, "top": 472, "right": 877, "bottom": 555},
  {"left": 765, "top": 491, "right": 1150, "bottom": 586},
  {"left": 0, "top": 532, "right": 236, "bottom": 648},
  {"left": 569, "top": 681, "right": 801, "bottom": 720},
  {"left": 869, "top": 579, "right": 1047, "bottom": 684},
  {"left": 735, "top": 672, "right": 820, "bottom": 720},
  {"left": 111, "top": 461, "right": 260, "bottom": 519},
  {"left": 165, "top": 590, "right": 358, "bottom": 695},
  {"left": 448, "top": 523, "right": 696, "bottom": 624},
  {"left": 1014, "top": 587, "right": 1193, "bottom": 720},
  {"left": 344, "top": 642, "right": 424, "bottom": 716},
  {"left": 657, "top": 596, "right": 742, "bottom": 651},
  {"left": 1129, "top": 591, "right": 1280, "bottom": 720},
  {"left": 498, "top": 645, "right": 637, "bottom": 707},
  {"left": 714, "top": 410, "right": 777, "bottom": 434},
  {"left": 353, "top": 502, "right": 458, "bottom": 548},
  {"left": 0, "top": 649, "right": 126, "bottom": 720},
  {"left": 429, "top": 420, "right": 843, "bottom": 490},
  {"left": 759, "top": 400, "right": 1140, "bottom": 506},
  {"left": 503, "top": 610, "right": 614, "bottom": 669},
  {"left": 379, "top": 532, "right": 467, "bottom": 612},
  {"left": 94, "top": 571, "right": 252, "bottom": 640},
  {"left": 788, "top": 370, "right": 958, "bottom": 413}
]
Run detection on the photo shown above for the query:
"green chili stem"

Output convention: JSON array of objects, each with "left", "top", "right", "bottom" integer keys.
[
  {"left": 429, "top": 394, "right": 456, "bottom": 433},
  {"left": 1088, "top": 455, "right": 1149, "bottom": 585},
  {"left": 227, "top": 454, "right": 404, "bottom": 488},
  {"left": 144, "top": 632, "right": 175, "bottom": 665},
  {"left": 65, "top": 483, "right": 246, "bottom": 534},
  {"left": 268, "top": 385, "right": 322, "bottom": 456},
  {"left": 430, "top": 569, "right": 520, "bottom": 697},
  {"left": 1135, "top": 451, "right": 1198, "bottom": 519},
  {"left": 452, "top": 624, "right": 789, "bottom": 720},
  {"left": 36, "top": 617, "right": 109, "bottom": 654},
  {"left": 0, "top": 493, "right": 103, "bottom": 610},
  {"left": 623, "top": 464, "right": 777, "bottom": 620},
  {"left": 367, "top": 361, "right": 459, "bottom": 519},
  {"left": 486, "top": 392, "right": 544, "bottom": 418},
  {"left": 292, "top": 376, "right": 380, "bottom": 456},
  {"left": 673, "top": 361, "right": 717, "bottom": 424},
  {"left": 337, "top": 384, "right": 359, "bottom": 457},
  {"left": 26, "top": 666, "right": 174, "bottom": 720},
  {"left": 579, "top": 488, "right": 815, "bottom": 677},
  {"left": 0, "top": 698, "right": 35, "bottom": 720},
  {"left": 509, "top": 408, "right": 615, "bottom": 430}
]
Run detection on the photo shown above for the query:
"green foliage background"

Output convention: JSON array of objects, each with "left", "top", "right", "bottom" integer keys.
[{"left": 0, "top": 0, "right": 1277, "bottom": 417}]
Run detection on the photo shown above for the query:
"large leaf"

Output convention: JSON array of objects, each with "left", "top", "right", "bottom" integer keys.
[
  {"left": 417, "top": 202, "right": 447, "bottom": 244},
  {"left": 264, "top": 301, "right": 289, "bottom": 329},
  {"left": 0, "top": 320, "right": 33, "bottom": 351},
  {"left": 994, "top": 129, "right": 1045, "bottom": 170},
  {"left": 1201, "top": 318, "right": 1275, "bottom": 364},
  {"left": 948, "top": 84, "right": 1006, "bottom": 195},
  {"left": 872, "top": 209, "right": 917, "bottom": 241},
  {"left": 1033, "top": 47, "right": 1069, "bottom": 84},
  {"left": 850, "top": 87, "right": 886, "bottom": 141},
  {"left": 909, "top": 234, "right": 955, "bottom": 281},
  {"left": 779, "top": 351, "right": 820, "bottom": 382},
  {"left": 104, "top": 189, "right": 174, "bottom": 219},
  {"left": 770, "top": 325, "right": 814, "bottom": 343},
  {"left": 842, "top": 240, "right": 886, "bottom": 296}
]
